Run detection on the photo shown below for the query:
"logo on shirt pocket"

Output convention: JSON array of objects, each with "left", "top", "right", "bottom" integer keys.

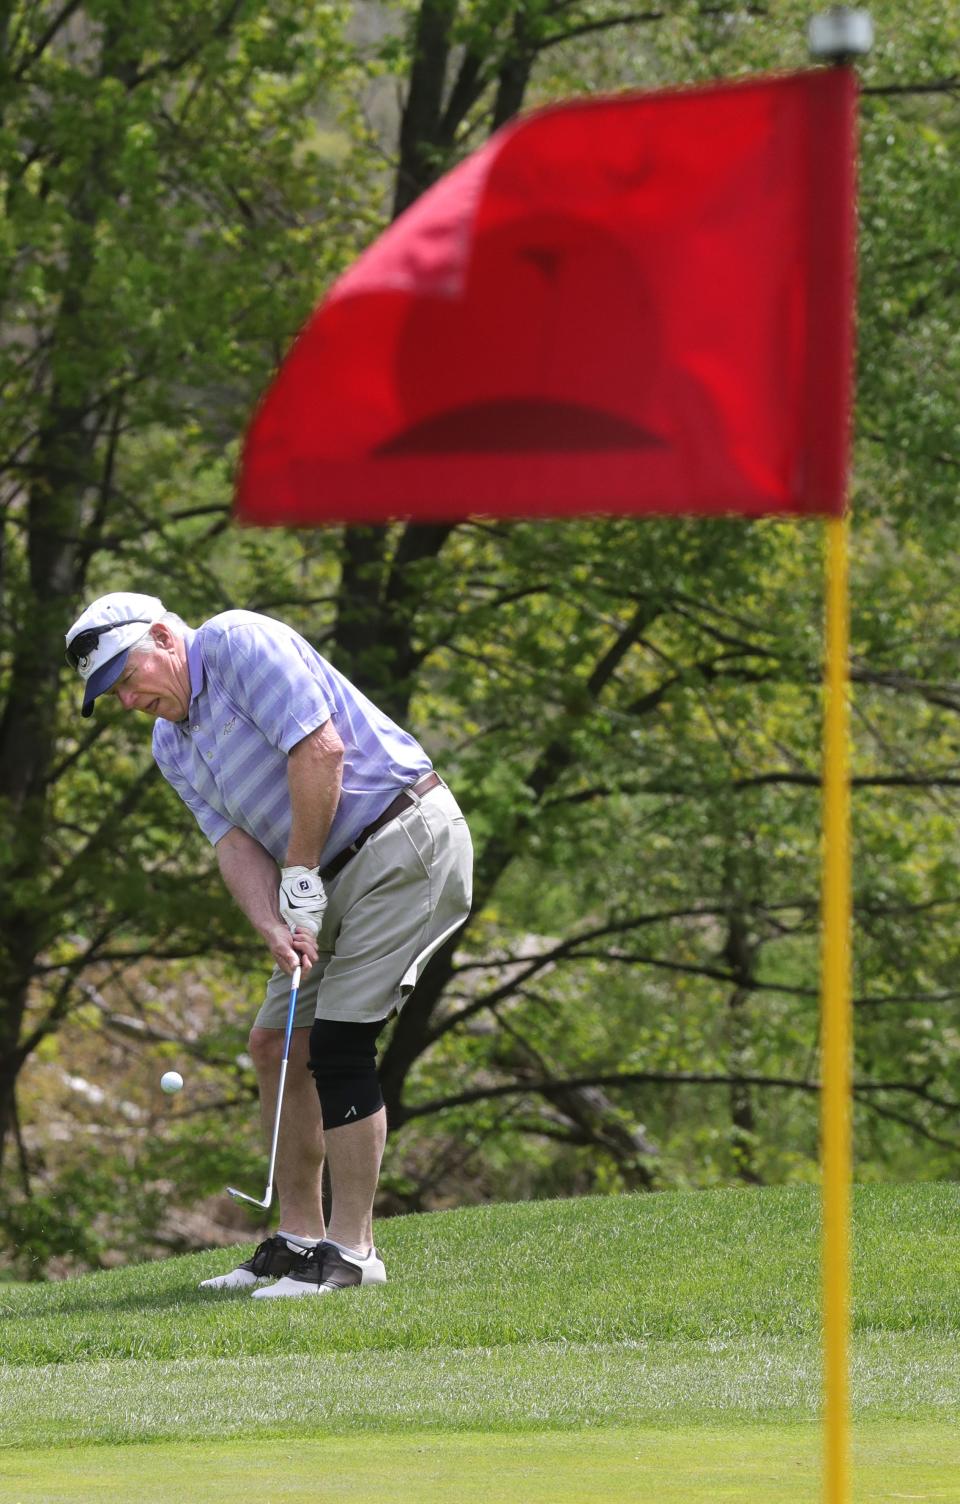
[{"left": 221, "top": 717, "right": 238, "bottom": 738}]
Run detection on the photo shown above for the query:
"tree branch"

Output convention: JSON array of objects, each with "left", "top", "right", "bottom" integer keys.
[
  {"left": 539, "top": 9, "right": 666, "bottom": 51},
  {"left": 559, "top": 948, "right": 816, "bottom": 995},
  {"left": 401, "top": 1068, "right": 960, "bottom": 1123},
  {"left": 543, "top": 768, "right": 960, "bottom": 808},
  {"left": 11, "top": 0, "right": 86, "bottom": 81},
  {"left": 130, "top": 1, "right": 248, "bottom": 87},
  {"left": 862, "top": 78, "right": 960, "bottom": 97},
  {"left": 855, "top": 988, "right": 960, "bottom": 1009},
  {"left": 852, "top": 1093, "right": 960, "bottom": 1152}
]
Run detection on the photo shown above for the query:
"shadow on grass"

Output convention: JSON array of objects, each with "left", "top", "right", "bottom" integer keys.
[{"left": 4, "top": 1275, "right": 255, "bottom": 1325}]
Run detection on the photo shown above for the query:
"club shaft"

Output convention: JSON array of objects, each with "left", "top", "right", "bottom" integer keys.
[
  {"left": 262, "top": 1056, "right": 289, "bottom": 1200},
  {"left": 261, "top": 965, "right": 300, "bottom": 1199},
  {"left": 228, "top": 963, "right": 301, "bottom": 1209}
]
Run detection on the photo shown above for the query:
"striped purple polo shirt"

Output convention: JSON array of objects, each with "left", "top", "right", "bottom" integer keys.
[{"left": 152, "top": 610, "right": 432, "bottom": 866}]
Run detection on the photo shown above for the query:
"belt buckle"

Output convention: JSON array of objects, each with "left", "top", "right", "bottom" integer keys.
[{"left": 408, "top": 771, "right": 438, "bottom": 806}]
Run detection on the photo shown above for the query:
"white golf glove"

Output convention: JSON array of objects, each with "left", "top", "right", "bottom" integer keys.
[{"left": 279, "top": 865, "right": 328, "bottom": 937}]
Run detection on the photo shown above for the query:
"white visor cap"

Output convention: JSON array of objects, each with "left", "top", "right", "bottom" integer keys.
[{"left": 65, "top": 592, "right": 166, "bottom": 716}]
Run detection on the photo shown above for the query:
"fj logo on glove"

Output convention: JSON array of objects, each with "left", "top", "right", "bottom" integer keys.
[{"left": 279, "top": 864, "right": 328, "bottom": 939}]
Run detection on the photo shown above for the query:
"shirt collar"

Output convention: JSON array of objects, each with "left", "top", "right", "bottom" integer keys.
[{"left": 185, "top": 626, "right": 204, "bottom": 707}]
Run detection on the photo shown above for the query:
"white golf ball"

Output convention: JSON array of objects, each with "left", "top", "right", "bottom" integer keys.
[{"left": 160, "top": 1070, "right": 184, "bottom": 1094}]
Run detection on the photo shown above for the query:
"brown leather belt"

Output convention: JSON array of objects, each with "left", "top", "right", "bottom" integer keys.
[{"left": 320, "top": 771, "right": 443, "bottom": 882}]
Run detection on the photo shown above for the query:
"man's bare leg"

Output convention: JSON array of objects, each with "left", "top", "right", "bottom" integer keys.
[
  {"left": 324, "top": 1106, "right": 387, "bottom": 1253},
  {"left": 248, "top": 1025, "right": 325, "bottom": 1238}
]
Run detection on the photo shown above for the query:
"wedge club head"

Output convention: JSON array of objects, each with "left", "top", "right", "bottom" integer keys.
[{"left": 227, "top": 1184, "right": 275, "bottom": 1210}]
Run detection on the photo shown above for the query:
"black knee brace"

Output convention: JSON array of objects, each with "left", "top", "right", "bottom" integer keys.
[{"left": 308, "top": 1017, "right": 386, "bottom": 1128}]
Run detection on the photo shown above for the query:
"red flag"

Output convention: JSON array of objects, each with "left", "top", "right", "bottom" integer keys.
[{"left": 235, "top": 68, "right": 856, "bottom": 526}]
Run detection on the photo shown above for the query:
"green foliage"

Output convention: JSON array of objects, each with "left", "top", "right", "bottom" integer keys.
[{"left": 0, "top": 1161, "right": 168, "bottom": 1280}]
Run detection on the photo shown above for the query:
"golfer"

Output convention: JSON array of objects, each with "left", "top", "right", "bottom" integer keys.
[{"left": 65, "top": 591, "right": 473, "bottom": 1297}]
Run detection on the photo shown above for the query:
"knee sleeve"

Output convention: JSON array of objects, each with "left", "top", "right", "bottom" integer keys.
[{"left": 308, "top": 1017, "right": 386, "bottom": 1128}]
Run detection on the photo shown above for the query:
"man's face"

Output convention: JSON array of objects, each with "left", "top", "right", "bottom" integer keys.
[{"left": 112, "top": 626, "right": 191, "bottom": 722}]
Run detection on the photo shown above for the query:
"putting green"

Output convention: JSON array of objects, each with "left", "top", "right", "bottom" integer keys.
[{"left": 1, "top": 1423, "right": 958, "bottom": 1504}]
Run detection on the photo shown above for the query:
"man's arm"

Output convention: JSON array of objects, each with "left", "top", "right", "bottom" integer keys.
[
  {"left": 216, "top": 827, "right": 317, "bottom": 975},
  {"left": 284, "top": 719, "right": 345, "bottom": 867}
]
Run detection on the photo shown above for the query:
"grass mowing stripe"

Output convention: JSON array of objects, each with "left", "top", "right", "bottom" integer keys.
[
  {"left": 2, "top": 1425, "right": 959, "bottom": 1504},
  {"left": 1, "top": 1334, "right": 958, "bottom": 1448},
  {"left": 3, "top": 1185, "right": 959, "bottom": 1367}
]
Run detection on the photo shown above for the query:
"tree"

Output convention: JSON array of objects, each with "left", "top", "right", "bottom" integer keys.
[{"left": 0, "top": 0, "right": 369, "bottom": 1167}]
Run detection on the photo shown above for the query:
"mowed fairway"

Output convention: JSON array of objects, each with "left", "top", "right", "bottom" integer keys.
[
  {"left": 4, "top": 1425, "right": 960, "bottom": 1504},
  {"left": 1, "top": 1185, "right": 958, "bottom": 1502}
]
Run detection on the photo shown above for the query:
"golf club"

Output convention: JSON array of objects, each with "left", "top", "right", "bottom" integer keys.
[{"left": 227, "top": 962, "right": 301, "bottom": 1210}]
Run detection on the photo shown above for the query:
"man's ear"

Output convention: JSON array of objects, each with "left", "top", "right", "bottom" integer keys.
[{"left": 150, "top": 621, "right": 172, "bottom": 650}]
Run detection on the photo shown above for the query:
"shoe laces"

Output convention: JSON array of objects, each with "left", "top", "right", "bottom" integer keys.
[
  {"left": 248, "top": 1235, "right": 285, "bottom": 1276},
  {"left": 293, "top": 1242, "right": 326, "bottom": 1273}
]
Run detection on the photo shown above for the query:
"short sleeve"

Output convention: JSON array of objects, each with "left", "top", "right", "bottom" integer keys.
[{"left": 204, "top": 621, "right": 333, "bottom": 753}]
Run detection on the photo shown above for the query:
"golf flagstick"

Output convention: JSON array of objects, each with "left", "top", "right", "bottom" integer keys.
[{"left": 228, "top": 963, "right": 301, "bottom": 1210}]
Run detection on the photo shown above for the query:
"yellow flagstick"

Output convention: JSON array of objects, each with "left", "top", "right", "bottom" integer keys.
[
  {"left": 821, "top": 510, "right": 853, "bottom": 1504},
  {"left": 807, "top": 17, "right": 873, "bottom": 1504}
]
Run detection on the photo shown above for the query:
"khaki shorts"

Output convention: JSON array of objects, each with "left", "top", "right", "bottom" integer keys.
[{"left": 255, "top": 782, "right": 473, "bottom": 1027}]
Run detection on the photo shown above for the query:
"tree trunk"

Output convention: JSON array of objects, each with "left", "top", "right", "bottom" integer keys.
[
  {"left": 332, "top": 524, "right": 455, "bottom": 725},
  {"left": 723, "top": 911, "right": 763, "bottom": 1185},
  {"left": 0, "top": 936, "right": 39, "bottom": 1177},
  {"left": 380, "top": 605, "right": 662, "bottom": 1122},
  {"left": 0, "top": 32, "right": 138, "bottom": 1170},
  {"left": 392, "top": 0, "right": 454, "bottom": 217}
]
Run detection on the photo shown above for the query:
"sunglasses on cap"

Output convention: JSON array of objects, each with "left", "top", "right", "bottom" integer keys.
[{"left": 65, "top": 619, "right": 154, "bottom": 669}]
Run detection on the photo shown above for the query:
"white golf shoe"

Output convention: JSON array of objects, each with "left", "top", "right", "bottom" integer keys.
[
  {"left": 252, "top": 1239, "right": 387, "bottom": 1298},
  {"left": 198, "top": 1235, "right": 314, "bottom": 1290}
]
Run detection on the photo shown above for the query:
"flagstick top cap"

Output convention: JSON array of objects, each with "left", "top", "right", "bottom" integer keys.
[{"left": 808, "top": 8, "right": 874, "bottom": 60}]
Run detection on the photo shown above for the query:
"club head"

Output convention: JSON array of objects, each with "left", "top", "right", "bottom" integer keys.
[{"left": 227, "top": 1185, "right": 273, "bottom": 1210}]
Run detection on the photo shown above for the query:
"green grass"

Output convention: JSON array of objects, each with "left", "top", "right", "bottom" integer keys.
[
  {"left": 4, "top": 1183, "right": 959, "bottom": 1369},
  {"left": 4, "top": 1426, "right": 960, "bottom": 1504},
  {"left": 1, "top": 1184, "right": 958, "bottom": 1501}
]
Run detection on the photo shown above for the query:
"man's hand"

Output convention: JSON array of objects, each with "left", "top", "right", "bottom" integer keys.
[
  {"left": 267, "top": 922, "right": 319, "bottom": 976},
  {"left": 279, "top": 864, "right": 328, "bottom": 937},
  {"left": 215, "top": 830, "right": 322, "bottom": 976}
]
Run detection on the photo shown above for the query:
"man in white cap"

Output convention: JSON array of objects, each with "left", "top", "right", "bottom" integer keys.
[{"left": 66, "top": 592, "right": 473, "bottom": 1296}]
